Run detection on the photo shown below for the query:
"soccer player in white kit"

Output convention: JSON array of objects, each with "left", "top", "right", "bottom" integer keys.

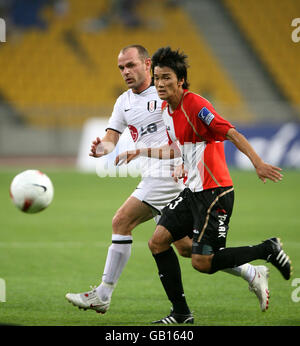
[{"left": 65, "top": 45, "right": 270, "bottom": 320}]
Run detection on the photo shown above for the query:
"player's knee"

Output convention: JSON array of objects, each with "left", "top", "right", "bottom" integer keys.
[
  {"left": 176, "top": 246, "right": 192, "bottom": 258},
  {"left": 191, "top": 255, "right": 212, "bottom": 274},
  {"left": 148, "top": 236, "right": 169, "bottom": 255},
  {"left": 148, "top": 237, "right": 158, "bottom": 253},
  {"left": 149, "top": 226, "right": 174, "bottom": 254},
  {"left": 112, "top": 211, "right": 132, "bottom": 234}
]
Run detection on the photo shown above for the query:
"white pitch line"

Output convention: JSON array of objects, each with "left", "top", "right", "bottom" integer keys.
[{"left": 0, "top": 241, "right": 147, "bottom": 249}]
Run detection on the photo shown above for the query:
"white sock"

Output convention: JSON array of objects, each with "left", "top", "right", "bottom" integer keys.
[
  {"left": 223, "top": 263, "right": 256, "bottom": 283},
  {"left": 96, "top": 234, "right": 132, "bottom": 302},
  {"left": 240, "top": 263, "right": 256, "bottom": 283}
]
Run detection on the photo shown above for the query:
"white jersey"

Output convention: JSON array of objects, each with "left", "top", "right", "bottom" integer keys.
[{"left": 107, "top": 86, "right": 180, "bottom": 178}]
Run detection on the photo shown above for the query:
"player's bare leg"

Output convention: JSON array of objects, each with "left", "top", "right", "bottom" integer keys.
[
  {"left": 95, "top": 196, "right": 154, "bottom": 306},
  {"left": 173, "top": 236, "right": 192, "bottom": 258},
  {"left": 112, "top": 196, "right": 154, "bottom": 235}
]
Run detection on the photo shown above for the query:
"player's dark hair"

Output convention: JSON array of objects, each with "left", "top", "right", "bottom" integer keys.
[
  {"left": 151, "top": 47, "right": 189, "bottom": 89},
  {"left": 121, "top": 44, "right": 150, "bottom": 61}
]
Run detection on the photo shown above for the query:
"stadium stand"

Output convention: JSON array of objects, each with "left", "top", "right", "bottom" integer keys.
[
  {"left": 223, "top": 0, "right": 300, "bottom": 114},
  {"left": 0, "top": 0, "right": 251, "bottom": 128}
]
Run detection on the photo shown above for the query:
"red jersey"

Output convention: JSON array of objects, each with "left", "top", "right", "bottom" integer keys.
[{"left": 162, "top": 90, "right": 234, "bottom": 192}]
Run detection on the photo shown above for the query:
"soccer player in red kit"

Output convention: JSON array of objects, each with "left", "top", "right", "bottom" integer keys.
[{"left": 116, "top": 47, "right": 292, "bottom": 324}]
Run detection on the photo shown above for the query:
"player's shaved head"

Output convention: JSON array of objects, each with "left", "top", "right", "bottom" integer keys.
[{"left": 120, "top": 45, "right": 150, "bottom": 61}]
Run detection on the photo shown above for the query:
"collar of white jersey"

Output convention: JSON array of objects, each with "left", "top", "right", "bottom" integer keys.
[{"left": 130, "top": 84, "right": 154, "bottom": 95}]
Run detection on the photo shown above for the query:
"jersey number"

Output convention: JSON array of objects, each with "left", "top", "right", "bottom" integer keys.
[
  {"left": 169, "top": 197, "right": 183, "bottom": 210},
  {"left": 141, "top": 123, "right": 157, "bottom": 136}
]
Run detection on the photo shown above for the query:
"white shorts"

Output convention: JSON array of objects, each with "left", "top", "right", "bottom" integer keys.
[{"left": 131, "top": 177, "right": 185, "bottom": 223}]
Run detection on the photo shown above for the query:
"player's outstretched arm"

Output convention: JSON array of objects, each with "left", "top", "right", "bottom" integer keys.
[
  {"left": 89, "top": 129, "right": 120, "bottom": 158},
  {"left": 115, "top": 142, "right": 181, "bottom": 165},
  {"left": 226, "top": 128, "right": 283, "bottom": 183}
]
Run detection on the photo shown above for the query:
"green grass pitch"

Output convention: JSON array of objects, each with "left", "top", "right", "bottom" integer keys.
[{"left": 0, "top": 168, "right": 299, "bottom": 326}]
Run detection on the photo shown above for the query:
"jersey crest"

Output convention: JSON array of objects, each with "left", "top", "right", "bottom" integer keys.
[{"left": 147, "top": 100, "right": 157, "bottom": 113}]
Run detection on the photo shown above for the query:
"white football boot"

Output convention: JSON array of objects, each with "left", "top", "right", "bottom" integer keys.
[
  {"left": 249, "top": 265, "right": 270, "bottom": 312},
  {"left": 65, "top": 286, "right": 110, "bottom": 314}
]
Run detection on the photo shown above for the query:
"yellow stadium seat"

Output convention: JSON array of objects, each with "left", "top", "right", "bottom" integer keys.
[
  {"left": 0, "top": 0, "right": 252, "bottom": 128},
  {"left": 223, "top": 0, "right": 300, "bottom": 112}
]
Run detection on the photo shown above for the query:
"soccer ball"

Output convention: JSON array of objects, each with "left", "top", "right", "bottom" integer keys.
[{"left": 10, "top": 170, "right": 54, "bottom": 213}]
